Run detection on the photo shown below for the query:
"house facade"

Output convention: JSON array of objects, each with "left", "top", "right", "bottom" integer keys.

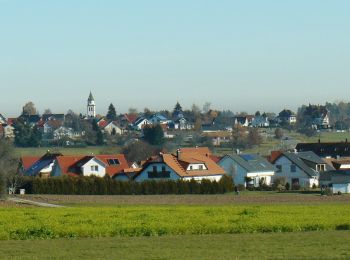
[
  {"left": 272, "top": 151, "right": 327, "bottom": 188},
  {"left": 134, "top": 148, "right": 226, "bottom": 182},
  {"left": 218, "top": 154, "right": 275, "bottom": 187}
]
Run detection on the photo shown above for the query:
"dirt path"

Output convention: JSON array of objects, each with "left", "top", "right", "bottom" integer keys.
[{"left": 7, "top": 197, "right": 65, "bottom": 208}]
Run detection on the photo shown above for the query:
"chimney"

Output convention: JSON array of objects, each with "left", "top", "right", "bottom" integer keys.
[{"left": 176, "top": 149, "right": 181, "bottom": 159}]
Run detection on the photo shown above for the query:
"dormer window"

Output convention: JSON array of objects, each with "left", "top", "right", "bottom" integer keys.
[{"left": 199, "top": 165, "right": 203, "bottom": 170}]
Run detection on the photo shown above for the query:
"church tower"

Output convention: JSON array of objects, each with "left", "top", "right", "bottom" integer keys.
[{"left": 87, "top": 91, "right": 96, "bottom": 118}]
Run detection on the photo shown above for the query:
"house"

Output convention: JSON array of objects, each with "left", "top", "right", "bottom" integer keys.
[
  {"left": 234, "top": 115, "right": 255, "bottom": 127},
  {"left": 101, "top": 121, "right": 123, "bottom": 135},
  {"left": 51, "top": 154, "right": 131, "bottom": 179},
  {"left": 320, "top": 170, "right": 350, "bottom": 194},
  {"left": 42, "top": 114, "right": 65, "bottom": 122},
  {"left": 202, "top": 131, "right": 231, "bottom": 146},
  {"left": 120, "top": 113, "right": 139, "bottom": 128},
  {"left": 296, "top": 140, "right": 350, "bottom": 158},
  {"left": 218, "top": 154, "right": 275, "bottom": 187},
  {"left": 149, "top": 113, "right": 170, "bottom": 125},
  {"left": 169, "top": 117, "right": 194, "bottom": 130},
  {"left": 302, "top": 104, "right": 330, "bottom": 129},
  {"left": 278, "top": 109, "right": 297, "bottom": 125},
  {"left": 3, "top": 124, "right": 15, "bottom": 139},
  {"left": 251, "top": 115, "right": 270, "bottom": 128},
  {"left": 43, "top": 120, "right": 63, "bottom": 135},
  {"left": 133, "top": 117, "right": 151, "bottom": 130},
  {"left": 134, "top": 148, "right": 226, "bottom": 182},
  {"left": 53, "top": 126, "right": 83, "bottom": 140},
  {"left": 20, "top": 152, "right": 62, "bottom": 177},
  {"left": 271, "top": 151, "right": 328, "bottom": 188}
]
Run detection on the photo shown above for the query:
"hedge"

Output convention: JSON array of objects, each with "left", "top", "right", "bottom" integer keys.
[{"left": 20, "top": 175, "right": 234, "bottom": 195}]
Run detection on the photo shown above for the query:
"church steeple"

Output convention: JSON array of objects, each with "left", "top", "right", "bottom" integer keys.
[{"left": 87, "top": 91, "right": 96, "bottom": 118}]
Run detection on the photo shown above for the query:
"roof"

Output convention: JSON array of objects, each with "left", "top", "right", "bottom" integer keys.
[
  {"left": 21, "top": 156, "right": 41, "bottom": 171},
  {"left": 56, "top": 156, "right": 86, "bottom": 176},
  {"left": 94, "top": 154, "right": 130, "bottom": 177},
  {"left": 45, "top": 120, "right": 63, "bottom": 129},
  {"left": 320, "top": 170, "right": 350, "bottom": 183},
  {"left": 23, "top": 152, "right": 62, "bottom": 176},
  {"left": 296, "top": 141, "right": 350, "bottom": 158},
  {"left": 88, "top": 91, "right": 95, "bottom": 101},
  {"left": 222, "top": 153, "right": 275, "bottom": 173},
  {"left": 55, "top": 154, "right": 130, "bottom": 177},
  {"left": 137, "top": 151, "right": 226, "bottom": 178},
  {"left": 124, "top": 113, "right": 139, "bottom": 124},
  {"left": 179, "top": 147, "right": 211, "bottom": 156}
]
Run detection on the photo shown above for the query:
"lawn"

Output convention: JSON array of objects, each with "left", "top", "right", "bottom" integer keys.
[{"left": 0, "top": 231, "right": 349, "bottom": 259}]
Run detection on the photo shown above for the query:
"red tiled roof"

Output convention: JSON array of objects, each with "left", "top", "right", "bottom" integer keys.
[
  {"left": 180, "top": 147, "right": 211, "bottom": 156},
  {"left": 21, "top": 156, "right": 41, "bottom": 171},
  {"left": 124, "top": 113, "right": 138, "bottom": 124},
  {"left": 139, "top": 151, "right": 226, "bottom": 178},
  {"left": 98, "top": 120, "right": 109, "bottom": 129},
  {"left": 56, "top": 156, "right": 86, "bottom": 176},
  {"left": 95, "top": 154, "right": 130, "bottom": 177}
]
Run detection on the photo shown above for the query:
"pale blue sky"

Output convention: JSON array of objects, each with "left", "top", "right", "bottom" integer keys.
[{"left": 1, "top": 0, "right": 349, "bottom": 117}]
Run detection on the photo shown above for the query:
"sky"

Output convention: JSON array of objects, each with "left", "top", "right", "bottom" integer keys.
[{"left": 0, "top": 0, "right": 349, "bottom": 117}]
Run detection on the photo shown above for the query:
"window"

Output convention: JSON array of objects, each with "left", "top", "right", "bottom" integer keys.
[
  {"left": 162, "top": 166, "right": 166, "bottom": 172},
  {"left": 189, "top": 166, "right": 193, "bottom": 170},
  {"left": 153, "top": 166, "right": 157, "bottom": 172},
  {"left": 95, "top": 166, "right": 98, "bottom": 171},
  {"left": 91, "top": 166, "right": 94, "bottom": 171},
  {"left": 107, "top": 159, "right": 120, "bottom": 165},
  {"left": 276, "top": 165, "right": 282, "bottom": 172},
  {"left": 290, "top": 165, "right": 296, "bottom": 173},
  {"left": 199, "top": 165, "right": 204, "bottom": 170}
]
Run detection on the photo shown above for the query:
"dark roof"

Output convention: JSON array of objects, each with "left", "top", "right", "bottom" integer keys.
[
  {"left": 320, "top": 170, "right": 350, "bottom": 183},
  {"left": 42, "top": 114, "right": 65, "bottom": 122},
  {"left": 222, "top": 153, "right": 275, "bottom": 173},
  {"left": 296, "top": 141, "right": 350, "bottom": 158},
  {"left": 88, "top": 92, "right": 94, "bottom": 101}
]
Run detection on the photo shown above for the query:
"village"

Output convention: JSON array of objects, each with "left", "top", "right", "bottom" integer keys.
[{"left": 1, "top": 92, "right": 349, "bottom": 194}]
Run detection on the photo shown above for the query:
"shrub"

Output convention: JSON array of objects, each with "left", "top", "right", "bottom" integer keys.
[{"left": 20, "top": 176, "right": 235, "bottom": 195}]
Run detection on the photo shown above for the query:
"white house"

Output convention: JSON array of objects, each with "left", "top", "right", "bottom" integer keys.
[
  {"left": 272, "top": 151, "right": 327, "bottom": 188},
  {"left": 102, "top": 121, "right": 123, "bottom": 135},
  {"left": 3, "top": 125, "right": 15, "bottom": 139},
  {"left": 218, "top": 154, "right": 275, "bottom": 187},
  {"left": 251, "top": 116, "right": 270, "bottom": 128},
  {"left": 133, "top": 117, "right": 151, "bottom": 130},
  {"left": 134, "top": 149, "right": 226, "bottom": 182}
]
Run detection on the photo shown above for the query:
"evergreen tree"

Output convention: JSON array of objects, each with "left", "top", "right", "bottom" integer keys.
[
  {"left": 106, "top": 103, "right": 117, "bottom": 121},
  {"left": 143, "top": 125, "right": 164, "bottom": 145}
]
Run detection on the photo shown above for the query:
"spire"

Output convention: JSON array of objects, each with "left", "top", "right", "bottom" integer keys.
[{"left": 88, "top": 91, "right": 94, "bottom": 102}]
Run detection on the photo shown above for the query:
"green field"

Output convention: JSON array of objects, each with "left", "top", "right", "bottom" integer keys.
[
  {"left": 1, "top": 231, "right": 349, "bottom": 259},
  {"left": 1, "top": 204, "right": 350, "bottom": 240}
]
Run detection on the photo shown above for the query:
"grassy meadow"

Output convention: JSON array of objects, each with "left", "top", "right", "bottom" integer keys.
[
  {"left": 1, "top": 204, "right": 350, "bottom": 240},
  {"left": 1, "top": 231, "right": 350, "bottom": 259}
]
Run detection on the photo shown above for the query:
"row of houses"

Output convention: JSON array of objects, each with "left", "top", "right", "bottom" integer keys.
[{"left": 21, "top": 145, "right": 350, "bottom": 192}]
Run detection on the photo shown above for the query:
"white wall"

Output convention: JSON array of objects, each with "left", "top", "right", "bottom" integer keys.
[
  {"left": 274, "top": 156, "right": 318, "bottom": 188},
  {"left": 182, "top": 175, "right": 223, "bottom": 182},
  {"left": 81, "top": 158, "right": 106, "bottom": 177}
]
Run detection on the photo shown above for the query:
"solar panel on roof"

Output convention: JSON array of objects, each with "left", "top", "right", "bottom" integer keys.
[{"left": 240, "top": 154, "right": 255, "bottom": 161}]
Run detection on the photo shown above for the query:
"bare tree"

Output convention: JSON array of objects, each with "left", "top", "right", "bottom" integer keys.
[
  {"left": 0, "top": 139, "right": 20, "bottom": 196},
  {"left": 22, "top": 101, "right": 37, "bottom": 115}
]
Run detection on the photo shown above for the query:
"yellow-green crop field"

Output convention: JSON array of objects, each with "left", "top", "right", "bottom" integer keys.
[{"left": 1, "top": 204, "right": 350, "bottom": 240}]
